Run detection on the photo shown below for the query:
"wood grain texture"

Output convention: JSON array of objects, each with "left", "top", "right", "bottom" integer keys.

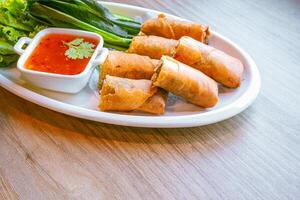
[{"left": 1, "top": 0, "right": 300, "bottom": 199}]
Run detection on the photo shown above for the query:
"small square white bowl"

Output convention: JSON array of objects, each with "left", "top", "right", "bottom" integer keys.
[{"left": 14, "top": 28, "right": 108, "bottom": 93}]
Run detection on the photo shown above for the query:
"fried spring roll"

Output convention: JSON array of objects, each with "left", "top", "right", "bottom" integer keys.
[
  {"left": 100, "top": 75, "right": 167, "bottom": 114},
  {"left": 99, "top": 51, "right": 159, "bottom": 88},
  {"left": 138, "top": 89, "right": 168, "bottom": 114},
  {"left": 127, "top": 35, "right": 178, "bottom": 59},
  {"left": 174, "top": 36, "right": 244, "bottom": 88},
  {"left": 152, "top": 56, "right": 218, "bottom": 108},
  {"left": 141, "top": 13, "right": 210, "bottom": 42}
]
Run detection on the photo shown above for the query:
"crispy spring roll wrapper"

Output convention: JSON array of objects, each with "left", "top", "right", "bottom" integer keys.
[
  {"left": 138, "top": 89, "right": 168, "bottom": 114},
  {"left": 99, "top": 51, "right": 159, "bottom": 88},
  {"left": 127, "top": 35, "right": 178, "bottom": 59},
  {"left": 141, "top": 13, "right": 210, "bottom": 42},
  {"left": 152, "top": 56, "right": 218, "bottom": 108},
  {"left": 100, "top": 75, "right": 167, "bottom": 114},
  {"left": 174, "top": 36, "right": 244, "bottom": 88}
]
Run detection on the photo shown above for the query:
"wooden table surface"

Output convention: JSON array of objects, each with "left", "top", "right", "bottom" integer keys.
[{"left": 1, "top": 0, "right": 300, "bottom": 199}]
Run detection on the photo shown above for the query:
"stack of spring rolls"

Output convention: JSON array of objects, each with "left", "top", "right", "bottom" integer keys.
[{"left": 99, "top": 14, "right": 244, "bottom": 115}]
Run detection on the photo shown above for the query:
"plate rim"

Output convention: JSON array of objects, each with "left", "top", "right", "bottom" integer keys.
[{"left": 0, "top": 2, "right": 261, "bottom": 128}]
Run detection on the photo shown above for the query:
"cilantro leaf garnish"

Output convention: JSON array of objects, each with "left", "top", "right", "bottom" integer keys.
[
  {"left": 67, "top": 38, "right": 84, "bottom": 46},
  {"left": 64, "top": 38, "right": 95, "bottom": 60},
  {"left": 65, "top": 48, "right": 78, "bottom": 59}
]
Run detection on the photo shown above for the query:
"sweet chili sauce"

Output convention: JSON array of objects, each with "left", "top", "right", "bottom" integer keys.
[{"left": 25, "top": 34, "right": 99, "bottom": 75}]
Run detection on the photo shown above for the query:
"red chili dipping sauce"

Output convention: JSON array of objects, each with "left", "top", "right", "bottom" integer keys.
[{"left": 25, "top": 34, "right": 99, "bottom": 75}]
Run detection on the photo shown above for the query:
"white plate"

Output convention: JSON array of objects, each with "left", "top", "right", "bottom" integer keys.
[{"left": 0, "top": 2, "right": 261, "bottom": 128}]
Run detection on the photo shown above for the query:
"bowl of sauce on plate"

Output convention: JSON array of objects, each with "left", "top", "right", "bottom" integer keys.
[
  {"left": 14, "top": 28, "right": 108, "bottom": 93},
  {"left": 25, "top": 34, "right": 99, "bottom": 75}
]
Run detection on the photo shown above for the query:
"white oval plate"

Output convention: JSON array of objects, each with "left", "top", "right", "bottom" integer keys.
[{"left": 0, "top": 2, "right": 261, "bottom": 128}]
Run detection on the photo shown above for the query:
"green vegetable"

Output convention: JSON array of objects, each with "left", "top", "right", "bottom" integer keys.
[
  {"left": 0, "top": 24, "right": 26, "bottom": 43},
  {"left": 0, "top": 40, "right": 16, "bottom": 55},
  {"left": 0, "top": 54, "right": 19, "bottom": 67},
  {"left": 114, "top": 14, "right": 141, "bottom": 25},
  {"left": 36, "top": 0, "right": 130, "bottom": 38},
  {"left": 28, "top": 0, "right": 141, "bottom": 49},
  {"left": 0, "top": 8, "right": 33, "bottom": 31},
  {"left": 28, "top": 24, "right": 47, "bottom": 38},
  {"left": 0, "top": 0, "right": 36, "bottom": 31},
  {"left": 0, "top": 0, "right": 44, "bottom": 67},
  {"left": 0, "top": 0, "right": 27, "bottom": 14},
  {"left": 104, "top": 43, "right": 128, "bottom": 51},
  {"left": 29, "top": 3, "right": 131, "bottom": 47},
  {"left": 80, "top": 0, "right": 140, "bottom": 34},
  {"left": 64, "top": 38, "right": 95, "bottom": 59}
]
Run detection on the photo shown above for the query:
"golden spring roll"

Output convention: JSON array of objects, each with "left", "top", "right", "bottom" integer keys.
[
  {"left": 141, "top": 14, "right": 210, "bottom": 42},
  {"left": 99, "top": 51, "right": 159, "bottom": 88},
  {"left": 152, "top": 56, "right": 218, "bottom": 108},
  {"left": 100, "top": 75, "right": 167, "bottom": 114},
  {"left": 127, "top": 35, "right": 178, "bottom": 59},
  {"left": 174, "top": 36, "right": 244, "bottom": 88},
  {"left": 138, "top": 89, "right": 168, "bottom": 114}
]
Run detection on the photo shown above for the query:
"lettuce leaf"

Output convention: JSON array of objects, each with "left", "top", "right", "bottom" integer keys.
[
  {"left": 0, "top": 24, "right": 26, "bottom": 43},
  {"left": 0, "top": 0, "right": 43, "bottom": 67},
  {"left": 0, "top": 8, "right": 34, "bottom": 31},
  {"left": 0, "top": 54, "right": 19, "bottom": 67},
  {"left": 0, "top": 40, "right": 16, "bottom": 55},
  {"left": 0, "top": 0, "right": 37, "bottom": 32},
  {"left": 0, "top": 0, "right": 27, "bottom": 15}
]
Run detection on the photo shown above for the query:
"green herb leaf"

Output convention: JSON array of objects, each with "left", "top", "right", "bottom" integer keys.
[
  {"left": 65, "top": 48, "right": 78, "bottom": 59},
  {"left": 0, "top": 25, "right": 26, "bottom": 43},
  {"left": 66, "top": 38, "right": 84, "bottom": 46},
  {"left": 64, "top": 37, "right": 95, "bottom": 60}
]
